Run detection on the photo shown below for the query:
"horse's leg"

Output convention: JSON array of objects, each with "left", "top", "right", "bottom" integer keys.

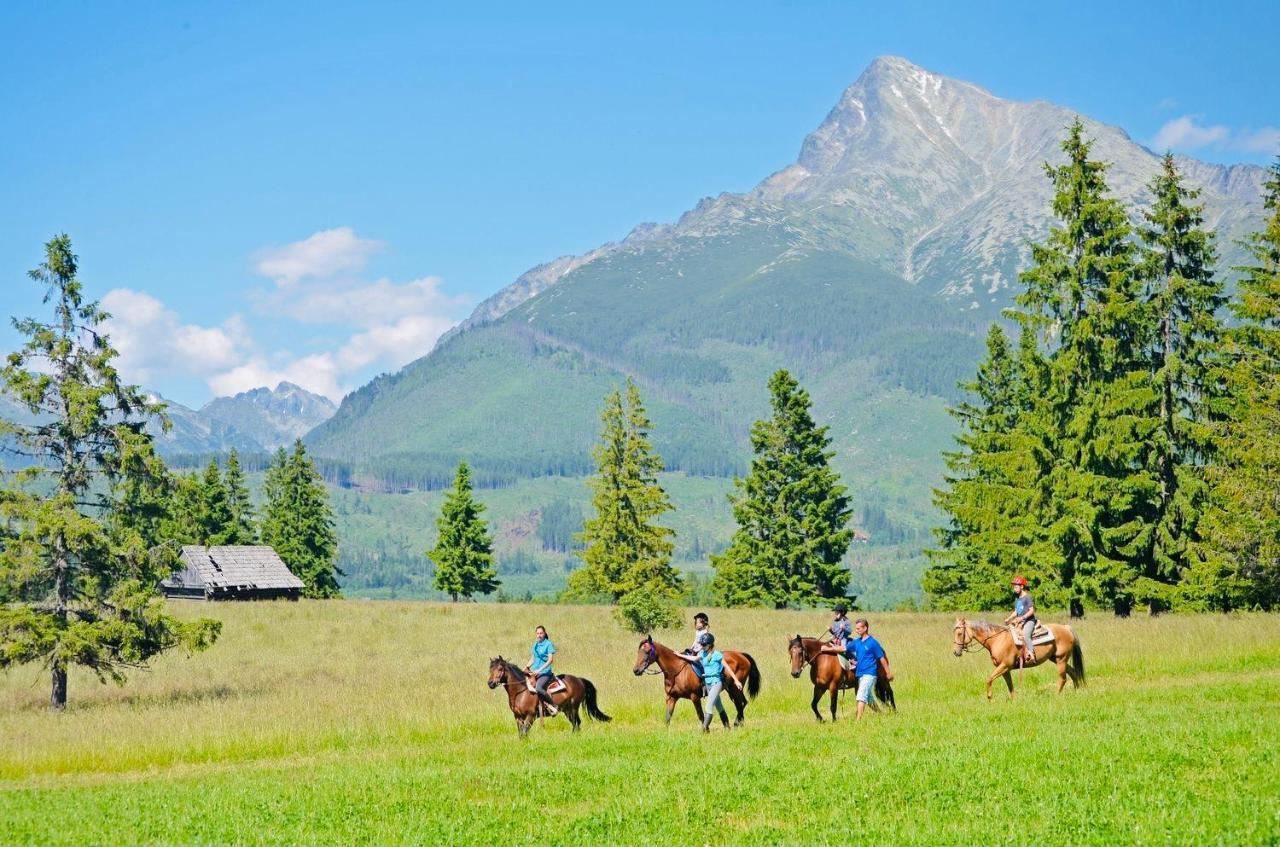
[
  {"left": 692, "top": 695, "right": 705, "bottom": 726},
  {"left": 664, "top": 695, "right": 677, "bottom": 726},
  {"left": 810, "top": 684, "right": 825, "bottom": 722},
  {"left": 730, "top": 684, "right": 746, "bottom": 727},
  {"left": 985, "top": 664, "right": 1008, "bottom": 700},
  {"left": 567, "top": 703, "right": 582, "bottom": 731},
  {"left": 1003, "top": 669, "right": 1014, "bottom": 699},
  {"left": 829, "top": 683, "right": 840, "bottom": 722},
  {"left": 1055, "top": 654, "right": 1068, "bottom": 693}
]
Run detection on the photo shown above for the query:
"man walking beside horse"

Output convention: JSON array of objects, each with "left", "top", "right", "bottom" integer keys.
[{"left": 822, "top": 617, "right": 893, "bottom": 720}]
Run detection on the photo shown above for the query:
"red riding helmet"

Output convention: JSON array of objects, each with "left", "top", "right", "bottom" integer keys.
[{"left": 1011, "top": 575, "right": 1029, "bottom": 587}]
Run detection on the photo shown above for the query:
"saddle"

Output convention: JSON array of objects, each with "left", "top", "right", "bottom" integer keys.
[
  {"left": 1009, "top": 623, "right": 1054, "bottom": 647},
  {"left": 525, "top": 675, "right": 567, "bottom": 695}
]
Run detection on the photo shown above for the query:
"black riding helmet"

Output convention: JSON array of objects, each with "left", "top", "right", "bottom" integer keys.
[{"left": 697, "top": 632, "right": 715, "bottom": 646}]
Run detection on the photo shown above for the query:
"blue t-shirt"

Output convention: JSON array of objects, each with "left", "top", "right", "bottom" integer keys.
[
  {"left": 530, "top": 638, "right": 556, "bottom": 677},
  {"left": 847, "top": 635, "right": 886, "bottom": 678},
  {"left": 700, "top": 650, "right": 724, "bottom": 685},
  {"left": 1014, "top": 594, "right": 1035, "bottom": 621}
]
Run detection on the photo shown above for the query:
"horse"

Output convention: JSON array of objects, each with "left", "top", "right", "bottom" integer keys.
[
  {"left": 487, "top": 656, "right": 611, "bottom": 737},
  {"left": 788, "top": 635, "right": 896, "bottom": 722},
  {"left": 632, "top": 635, "right": 761, "bottom": 727},
  {"left": 952, "top": 618, "right": 1085, "bottom": 699}
]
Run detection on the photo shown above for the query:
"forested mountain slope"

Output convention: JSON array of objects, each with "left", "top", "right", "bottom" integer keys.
[{"left": 308, "top": 56, "right": 1267, "bottom": 536}]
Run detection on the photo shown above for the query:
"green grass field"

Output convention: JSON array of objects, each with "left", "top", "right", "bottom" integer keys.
[{"left": 1, "top": 603, "right": 1277, "bottom": 845}]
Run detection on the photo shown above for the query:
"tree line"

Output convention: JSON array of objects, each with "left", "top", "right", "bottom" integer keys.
[
  {"left": 0, "top": 237, "right": 342, "bottom": 708},
  {"left": 925, "top": 123, "right": 1280, "bottom": 615},
  {"left": 430, "top": 371, "right": 856, "bottom": 630}
]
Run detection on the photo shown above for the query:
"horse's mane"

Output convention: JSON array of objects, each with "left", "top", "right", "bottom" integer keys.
[
  {"left": 494, "top": 657, "right": 524, "bottom": 678},
  {"left": 967, "top": 620, "right": 1006, "bottom": 636}
]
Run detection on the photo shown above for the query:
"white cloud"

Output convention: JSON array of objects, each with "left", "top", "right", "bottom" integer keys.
[
  {"left": 1152, "top": 115, "right": 1280, "bottom": 156},
  {"left": 252, "top": 227, "right": 384, "bottom": 287},
  {"left": 101, "top": 229, "right": 472, "bottom": 404},
  {"left": 101, "top": 289, "right": 248, "bottom": 384},
  {"left": 1236, "top": 127, "right": 1280, "bottom": 155},
  {"left": 1152, "top": 116, "right": 1229, "bottom": 151}
]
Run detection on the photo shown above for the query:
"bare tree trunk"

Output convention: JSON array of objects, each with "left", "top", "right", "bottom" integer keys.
[{"left": 51, "top": 663, "right": 67, "bottom": 711}]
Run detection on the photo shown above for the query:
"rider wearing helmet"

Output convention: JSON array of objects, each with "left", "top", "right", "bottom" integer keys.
[
  {"left": 1003, "top": 576, "right": 1037, "bottom": 664},
  {"left": 828, "top": 603, "right": 853, "bottom": 649},
  {"left": 676, "top": 631, "right": 742, "bottom": 732},
  {"left": 683, "top": 612, "right": 711, "bottom": 677}
]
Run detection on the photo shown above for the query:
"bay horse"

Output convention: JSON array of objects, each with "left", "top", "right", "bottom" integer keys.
[
  {"left": 487, "top": 657, "right": 611, "bottom": 737},
  {"left": 788, "top": 635, "right": 896, "bottom": 722},
  {"left": 632, "top": 636, "right": 761, "bottom": 727},
  {"left": 952, "top": 618, "right": 1085, "bottom": 699}
]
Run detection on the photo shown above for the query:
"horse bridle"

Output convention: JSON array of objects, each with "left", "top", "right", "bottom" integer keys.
[
  {"left": 953, "top": 620, "right": 993, "bottom": 654},
  {"left": 637, "top": 639, "right": 664, "bottom": 675}
]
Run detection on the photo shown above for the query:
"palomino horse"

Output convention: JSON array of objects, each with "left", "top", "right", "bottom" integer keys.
[
  {"left": 788, "top": 635, "right": 896, "bottom": 722},
  {"left": 632, "top": 636, "right": 761, "bottom": 727},
  {"left": 487, "top": 657, "right": 611, "bottom": 737},
  {"left": 952, "top": 619, "right": 1085, "bottom": 699}
]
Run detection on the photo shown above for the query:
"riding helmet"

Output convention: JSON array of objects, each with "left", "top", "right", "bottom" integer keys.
[
  {"left": 1012, "top": 575, "right": 1028, "bottom": 587},
  {"left": 697, "top": 632, "right": 715, "bottom": 646},
  {"left": 833, "top": 603, "right": 848, "bottom": 614}
]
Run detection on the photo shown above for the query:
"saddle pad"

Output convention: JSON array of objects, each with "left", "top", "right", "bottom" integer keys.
[
  {"left": 526, "top": 676, "right": 567, "bottom": 694},
  {"left": 1010, "top": 624, "right": 1054, "bottom": 647}
]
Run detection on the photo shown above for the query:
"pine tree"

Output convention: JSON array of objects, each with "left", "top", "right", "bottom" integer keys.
[
  {"left": 925, "top": 324, "right": 1056, "bottom": 609},
  {"left": 261, "top": 440, "right": 341, "bottom": 598},
  {"left": 429, "top": 462, "right": 499, "bottom": 601},
  {"left": 712, "top": 369, "right": 852, "bottom": 608},
  {"left": 1013, "top": 121, "right": 1156, "bottom": 616},
  {"left": 1205, "top": 157, "right": 1280, "bottom": 609},
  {"left": 566, "top": 380, "right": 679, "bottom": 602},
  {"left": 1136, "top": 153, "right": 1225, "bottom": 609},
  {"left": 0, "top": 235, "right": 220, "bottom": 709},
  {"left": 222, "top": 449, "right": 257, "bottom": 545}
]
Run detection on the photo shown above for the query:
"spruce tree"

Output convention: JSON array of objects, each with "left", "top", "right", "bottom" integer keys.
[
  {"left": 1205, "top": 157, "right": 1280, "bottom": 609},
  {"left": 1136, "top": 154, "right": 1225, "bottom": 609},
  {"left": 712, "top": 369, "right": 852, "bottom": 608},
  {"left": 566, "top": 380, "right": 678, "bottom": 602},
  {"left": 198, "top": 459, "right": 234, "bottom": 545},
  {"left": 222, "top": 449, "right": 257, "bottom": 545},
  {"left": 925, "top": 324, "right": 1055, "bottom": 609},
  {"left": 261, "top": 440, "right": 341, "bottom": 598},
  {"left": 1013, "top": 121, "right": 1155, "bottom": 616},
  {"left": 0, "top": 235, "right": 219, "bottom": 709},
  {"left": 429, "top": 462, "right": 499, "bottom": 601}
]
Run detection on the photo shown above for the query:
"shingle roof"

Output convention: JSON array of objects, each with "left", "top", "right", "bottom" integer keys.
[{"left": 178, "top": 545, "right": 305, "bottom": 591}]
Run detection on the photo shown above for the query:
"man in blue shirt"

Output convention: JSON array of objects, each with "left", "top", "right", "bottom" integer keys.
[
  {"left": 846, "top": 618, "right": 892, "bottom": 720},
  {"left": 524, "top": 625, "right": 558, "bottom": 716}
]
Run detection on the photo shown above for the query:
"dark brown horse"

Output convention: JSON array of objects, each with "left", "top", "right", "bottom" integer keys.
[
  {"left": 487, "top": 657, "right": 611, "bottom": 737},
  {"left": 788, "top": 635, "right": 896, "bottom": 722},
  {"left": 952, "top": 619, "right": 1085, "bottom": 699},
  {"left": 632, "top": 636, "right": 761, "bottom": 726}
]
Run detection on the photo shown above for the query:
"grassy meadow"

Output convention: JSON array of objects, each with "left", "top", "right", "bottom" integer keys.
[{"left": 1, "top": 602, "right": 1277, "bottom": 845}]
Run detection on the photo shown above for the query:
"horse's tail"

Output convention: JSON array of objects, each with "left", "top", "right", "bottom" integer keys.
[
  {"left": 1070, "top": 628, "right": 1086, "bottom": 687},
  {"left": 583, "top": 679, "right": 612, "bottom": 722},
  {"left": 743, "top": 653, "right": 761, "bottom": 700}
]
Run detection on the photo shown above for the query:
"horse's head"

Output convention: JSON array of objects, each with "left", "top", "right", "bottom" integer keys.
[
  {"left": 487, "top": 656, "right": 508, "bottom": 688},
  {"left": 952, "top": 619, "right": 969, "bottom": 657},
  {"left": 633, "top": 635, "right": 657, "bottom": 676},
  {"left": 788, "top": 634, "right": 807, "bottom": 678}
]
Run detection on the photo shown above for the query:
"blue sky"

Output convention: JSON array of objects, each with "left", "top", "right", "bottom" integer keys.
[{"left": 2, "top": 1, "right": 1276, "bottom": 406}]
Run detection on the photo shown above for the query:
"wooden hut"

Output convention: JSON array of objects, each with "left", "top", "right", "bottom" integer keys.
[{"left": 162, "top": 545, "right": 305, "bottom": 601}]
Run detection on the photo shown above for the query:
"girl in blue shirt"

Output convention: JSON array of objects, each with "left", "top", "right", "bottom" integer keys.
[
  {"left": 676, "top": 632, "right": 741, "bottom": 732},
  {"left": 524, "top": 625, "right": 558, "bottom": 716}
]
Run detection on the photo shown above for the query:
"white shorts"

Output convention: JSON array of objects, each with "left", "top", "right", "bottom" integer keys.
[{"left": 856, "top": 674, "right": 877, "bottom": 704}]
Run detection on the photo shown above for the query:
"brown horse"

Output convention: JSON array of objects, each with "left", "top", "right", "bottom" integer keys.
[
  {"left": 487, "top": 657, "right": 611, "bottom": 737},
  {"left": 632, "top": 636, "right": 761, "bottom": 727},
  {"left": 788, "top": 635, "right": 896, "bottom": 722},
  {"left": 952, "top": 618, "right": 1085, "bottom": 699}
]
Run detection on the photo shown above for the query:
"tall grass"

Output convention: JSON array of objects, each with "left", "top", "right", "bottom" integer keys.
[{"left": 1, "top": 602, "right": 1277, "bottom": 845}]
